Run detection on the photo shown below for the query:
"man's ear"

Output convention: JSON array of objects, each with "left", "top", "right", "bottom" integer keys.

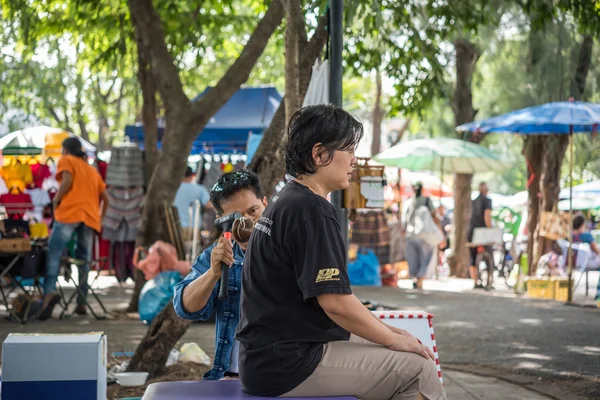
[{"left": 261, "top": 196, "right": 268, "bottom": 207}]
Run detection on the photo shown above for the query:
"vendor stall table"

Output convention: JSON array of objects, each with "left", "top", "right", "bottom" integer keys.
[
  {"left": 57, "top": 256, "right": 110, "bottom": 320},
  {"left": 0, "top": 239, "right": 45, "bottom": 324}
]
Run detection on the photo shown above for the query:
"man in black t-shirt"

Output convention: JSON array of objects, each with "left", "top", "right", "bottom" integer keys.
[
  {"left": 236, "top": 105, "right": 446, "bottom": 400},
  {"left": 468, "top": 182, "right": 493, "bottom": 289}
]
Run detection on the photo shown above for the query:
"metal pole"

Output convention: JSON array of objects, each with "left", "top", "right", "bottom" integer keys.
[
  {"left": 329, "top": 0, "right": 348, "bottom": 252},
  {"left": 567, "top": 128, "right": 574, "bottom": 303}
]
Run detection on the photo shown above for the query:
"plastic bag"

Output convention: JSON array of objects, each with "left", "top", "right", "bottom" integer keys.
[
  {"left": 138, "top": 271, "right": 182, "bottom": 324},
  {"left": 179, "top": 342, "right": 211, "bottom": 366},
  {"left": 348, "top": 248, "right": 382, "bottom": 286}
]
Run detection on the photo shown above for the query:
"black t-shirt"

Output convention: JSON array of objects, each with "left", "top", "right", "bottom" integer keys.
[
  {"left": 236, "top": 181, "right": 351, "bottom": 396},
  {"left": 470, "top": 194, "right": 492, "bottom": 231}
]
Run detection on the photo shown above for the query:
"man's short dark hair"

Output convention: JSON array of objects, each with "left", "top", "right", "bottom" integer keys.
[
  {"left": 284, "top": 105, "right": 364, "bottom": 177},
  {"left": 184, "top": 166, "right": 194, "bottom": 178},
  {"left": 573, "top": 215, "right": 586, "bottom": 230},
  {"left": 209, "top": 170, "right": 263, "bottom": 214}
]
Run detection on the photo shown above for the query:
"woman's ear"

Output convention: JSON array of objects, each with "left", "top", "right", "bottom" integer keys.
[{"left": 311, "top": 143, "right": 323, "bottom": 167}]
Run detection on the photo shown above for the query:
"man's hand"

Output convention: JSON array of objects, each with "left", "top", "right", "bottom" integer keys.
[
  {"left": 210, "top": 237, "right": 234, "bottom": 277},
  {"left": 388, "top": 333, "right": 435, "bottom": 361}
]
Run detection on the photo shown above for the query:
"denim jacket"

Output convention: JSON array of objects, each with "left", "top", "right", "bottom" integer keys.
[{"left": 173, "top": 242, "right": 245, "bottom": 380}]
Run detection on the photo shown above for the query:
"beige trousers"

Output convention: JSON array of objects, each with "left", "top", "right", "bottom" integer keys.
[{"left": 281, "top": 335, "right": 446, "bottom": 400}]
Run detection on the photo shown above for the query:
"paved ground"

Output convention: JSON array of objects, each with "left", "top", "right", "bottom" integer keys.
[
  {"left": 353, "top": 282, "right": 600, "bottom": 399},
  {"left": 443, "top": 370, "right": 551, "bottom": 399},
  {"left": 0, "top": 274, "right": 598, "bottom": 399}
]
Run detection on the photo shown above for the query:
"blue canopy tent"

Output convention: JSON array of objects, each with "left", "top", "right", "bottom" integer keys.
[{"left": 125, "top": 86, "right": 282, "bottom": 154}]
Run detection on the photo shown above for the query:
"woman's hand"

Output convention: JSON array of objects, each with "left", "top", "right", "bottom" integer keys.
[{"left": 388, "top": 333, "right": 435, "bottom": 361}]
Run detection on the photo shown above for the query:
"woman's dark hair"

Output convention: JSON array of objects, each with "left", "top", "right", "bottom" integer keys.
[
  {"left": 573, "top": 214, "right": 586, "bottom": 230},
  {"left": 210, "top": 170, "right": 263, "bottom": 214},
  {"left": 62, "top": 137, "right": 87, "bottom": 160},
  {"left": 284, "top": 105, "right": 363, "bottom": 177}
]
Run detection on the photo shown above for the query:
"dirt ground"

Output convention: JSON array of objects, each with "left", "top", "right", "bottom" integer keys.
[{"left": 0, "top": 279, "right": 217, "bottom": 399}]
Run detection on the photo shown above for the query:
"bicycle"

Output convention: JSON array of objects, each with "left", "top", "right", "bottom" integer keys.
[
  {"left": 472, "top": 234, "right": 526, "bottom": 290},
  {"left": 473, "top": 245, "right": 495, "bottom": 290},
  {"left": 495, "top": 234, "right": 526, "bottom": 289}
]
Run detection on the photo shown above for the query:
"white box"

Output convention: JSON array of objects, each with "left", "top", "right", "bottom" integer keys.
[
  {"left": 1, "top": 332, "right": 107, "bottom": 400},
  {"left": 471, "top": 227, "right": 503, "bottom": 245},
  {"left": 372, "top": 310, "right": 443, "bottom": 383}
]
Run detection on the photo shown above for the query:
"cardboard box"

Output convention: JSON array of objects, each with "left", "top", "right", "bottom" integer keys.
[
  {"left": 525, "top": 278, "right": 555, "bottom": 299},
  {"left": 0, "top": 238, "right": 31, "bottom": 253},
  {"left": 1, "top": 332, "right": 107, "bottom": 400}
]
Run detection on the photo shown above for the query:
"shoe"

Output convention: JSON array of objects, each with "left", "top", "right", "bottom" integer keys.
[
  {"left": 74, "top": 305, "right": 88, "bottom": 315},
  {"left": 37, "top": 293, "right": 61, "bottom": 321},
  {"left": 473, "top": 283, "right": 485, "bottom": 290}
]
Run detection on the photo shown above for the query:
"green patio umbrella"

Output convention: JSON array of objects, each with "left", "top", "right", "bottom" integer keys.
[{"left": 373, "top": 137, "right": 508, "bottom": 173}]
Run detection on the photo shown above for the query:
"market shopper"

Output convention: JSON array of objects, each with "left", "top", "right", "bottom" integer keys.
[
  {"left": 468, "top": 182, "right": 493, "bottom": 289},
  {"left": 173, "top": 170, "right": 268, "bottom": 380},
  {"left": 174, "top": 166, "right": 212, "bottom": 241},
  {"left": 40, "top": 137, "right": 109, "bottom": 319},
  {"left": 403, "top": 182, "right": 439, "bottom": 289},
  {"left": 236, "top": 105, "right": 446, "bottom": 400}
]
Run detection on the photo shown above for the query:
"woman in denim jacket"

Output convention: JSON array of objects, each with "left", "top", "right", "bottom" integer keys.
[{"left": 173, "top": 170, "right": 267, "bottom": 379}]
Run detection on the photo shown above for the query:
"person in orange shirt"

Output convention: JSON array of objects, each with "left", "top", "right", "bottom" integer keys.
[{"left": 40, "top": 137, "right": 109, "bottom": 319}]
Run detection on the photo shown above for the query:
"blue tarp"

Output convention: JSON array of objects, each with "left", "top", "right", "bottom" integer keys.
[
  {"left": 245, "top": 133, "right": 263, "bottom": 164},
  {"left": 125, "top": 86, "right": 281, "bottom": 154}
]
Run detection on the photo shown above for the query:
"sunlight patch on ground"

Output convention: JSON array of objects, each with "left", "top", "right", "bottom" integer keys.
[
  {"left": 565, "top": 345, "right": 600, "bottom": 356},
  {"left": 518, "top": 318, "right": 542, "bottom": 326},
  {"left": 516, "top": 361, "right": 542, "bottom": 369},
  {"left": 512, "top": 352, "right": 552, "bottom": 361}
]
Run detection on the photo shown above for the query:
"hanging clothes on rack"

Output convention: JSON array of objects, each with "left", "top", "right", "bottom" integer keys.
[
  {"left": 106, "top": 143, "right": 144, "bottom": 187},
  {"left": 1, "top": 160, "right": 33, "bottom": 192},
  {"left": 24, "top": 187, "right": 51, "bottom": 222},
  {"left": 0, "top": 188, "right": 34, "bottom": 220},
  {"left": 0, "top": 176, "right": 8, "bottom": 196},
  {"left": 30, "top": 161, "right": 52, "bottom": 189},
  {"left": 103, "top": 142, "right": 145, "bottom": 281},
  {"left": 102, "top": 187, "right": 144, "bottom": 242}
]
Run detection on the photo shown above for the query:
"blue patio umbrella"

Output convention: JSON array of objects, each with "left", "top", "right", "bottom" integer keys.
[
  {"left": 457, "top": 101, "right": 600, "bottom": 135},
  {"left": 457, "top": 100, "right": 600, "bottom": 302}
]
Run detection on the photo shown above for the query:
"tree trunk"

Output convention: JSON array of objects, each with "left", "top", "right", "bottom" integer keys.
[
  {"left": 250, "top": 14, "right": 328, "bottom": 196},
  {"left": 137, "top": 37, "right": 160, "bottom": 187},
  {"left": 126, "top": 303, "right": 191, "bottom": 377},
  {"left": 570, "top": 35, "right": 593, "bottom": 100},
  {"left": 371, "top": 69, "right": 383, "bottom": 156},
  {"left": 449, "top": 38, "right": 480, "bottom": 278},
  {"left": 125, "top": 0, "right": 284, "bottom": 368},
  {"left": 97, "top": 114, "right": 109, "bottom": 151},
  {"left": 535, "top": 135, "right": 569, "bottom": 260},
  {"left": 284, "top": 0, "right": 301, "bottom": 131},
  {"left": 522, "top": 136, "right": 544, "bottom": 274},
  {"left": 126, "top": 23, "right": 161, "bottom": 314},
  {"left": 533, "top": 35, "right": 594, "bottom": 267}
]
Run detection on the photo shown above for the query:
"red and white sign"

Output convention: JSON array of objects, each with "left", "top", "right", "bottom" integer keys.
[{"left": 372, "top": 310, "right": 443, "bottom": 383}]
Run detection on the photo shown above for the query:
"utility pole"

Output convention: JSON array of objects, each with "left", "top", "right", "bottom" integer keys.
[{"left": 329, "top": 0, "right": 348, "bottom": 252}]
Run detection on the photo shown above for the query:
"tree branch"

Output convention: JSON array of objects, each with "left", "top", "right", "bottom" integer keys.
[
  {"left": 127, "top": 0, "right": 189, "bottom": 110},
  {"left": 189, "top": 0, "right": 285, "bottom": 124},
  {"left": 249, "top": 13, "right": 328, "bottom": 195}
]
